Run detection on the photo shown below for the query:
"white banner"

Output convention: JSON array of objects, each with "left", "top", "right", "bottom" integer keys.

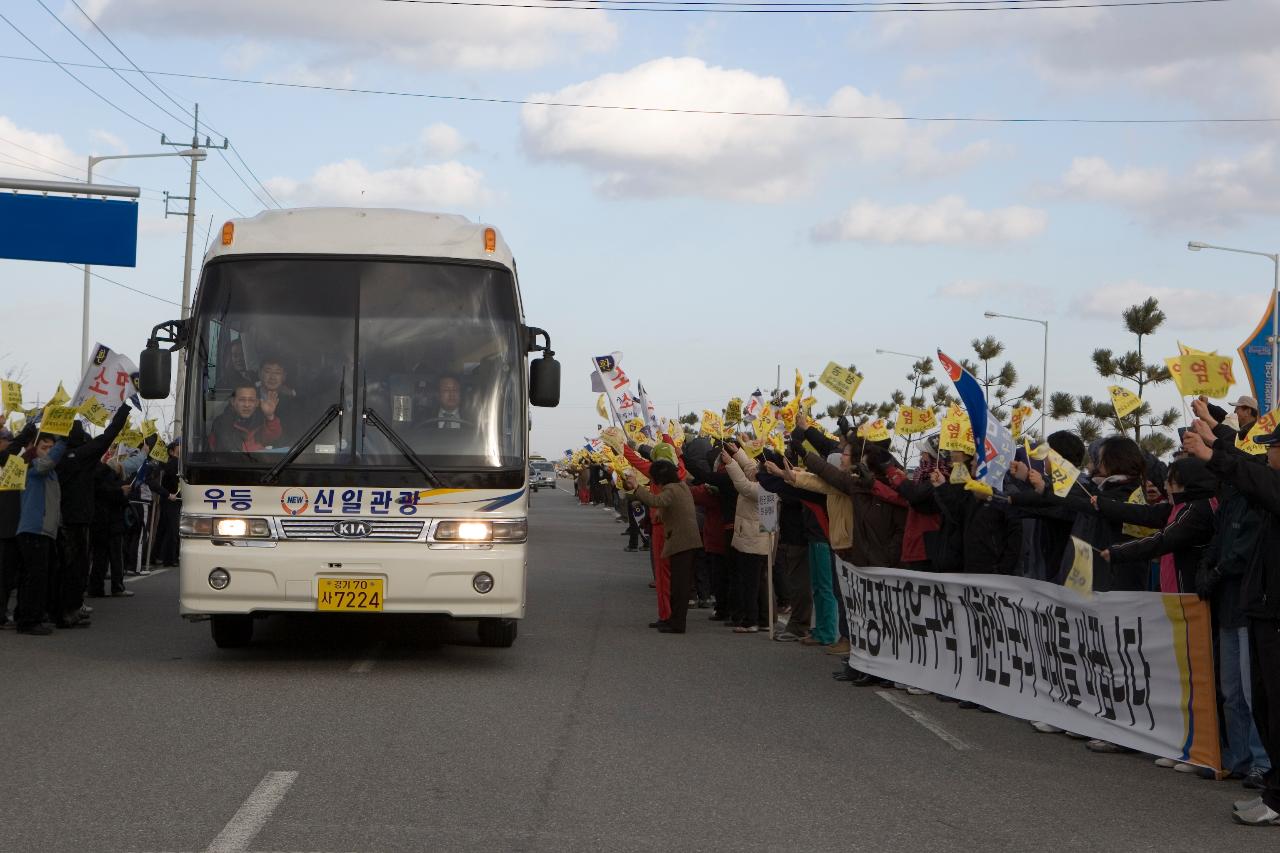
[
  {"left": 835, "top": 560, "right": 1221, "bottom": 769},
  {"left": 72, "top": 342, "right": 140, "bottom": 414},
  {"left": 593, "top": 352, "right": 638, "bottom": 420}
]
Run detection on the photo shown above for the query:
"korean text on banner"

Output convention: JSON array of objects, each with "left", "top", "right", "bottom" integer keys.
[
  {"left": 1173, "top": 354, "right": 1235, "bottom": 399},
  {"left": 1238, "top": 408, "right": 1280, "bottom": 455},
  {"left": 939, "top": 404, "right": 975, "bottom": 455},
  {"left": 700, "top": 410, "right": 725, "bottom": 439},
  {"left": 1, "top": 380, "right": 23, "bottom": 412},
  {"left": 757, "top": 492, "right": 779, "bottom": 533},
  {"left": 0, "top": 455, "right": 27, "bottom": 491},
  {"left": 818, "top": 362, "right": 863, "bottom": 401},
  {"left": 149, "top": 440, "right": 169, "bottom": 463},
  {"left": 1109, "top": 385, "right": 1143, "bottom": 419},
  {"left": 1009, "top": 405, "right": 1034, "bottom": 440},
  {"left": 834, "top": 561, "right": 1222, "bottom": 770},
  {"left": 895, "top": 406, "right": 937, "bottom": 436},
  {"left": 40, "top": 405, "right": 78, "bottom": 437},
  {"left": 858, "top": 418, "right": 891, "bottom": 442},
  {"left": 77, "top": 397, "right": 111, "bottom": 428},
  {"left": 1237, "top": 292, "right": 1276, "bottom": 413},
  {"left": 72, "top": 343, "right": 140, "bottom": 415}
]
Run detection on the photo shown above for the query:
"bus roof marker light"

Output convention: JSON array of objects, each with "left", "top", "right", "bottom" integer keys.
[
  {"left": 221, "top": 221, "right": 234, "bottom": 246},
  {"left": 483, "top": 227, "right": 496, "bottom": 253}
]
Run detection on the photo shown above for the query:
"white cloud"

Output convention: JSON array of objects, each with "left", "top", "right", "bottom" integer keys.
[
  {"left": 1072, "top": 281, "right": 1270, "bottom": 331},
  {"left": 265, "top": 159, "right": 493, "bottom": 209},
  {"left": 812, "top": 196, "right": 1047, "bottom": 245},
  {"left": 421, "top": 123, "right": 466, "bottom": 159},
  {"left": 520, "top": 57, "right": 987, "bottom": 202},
  {"left": 0, "top": 116, "right": 80, "bottom": 180},
  {"left": 92, "top": 0, "right": 616, "bottom": 71},
  {"left": 935, "top": 278, "right": 1053, "bottom": 305},
  {"left": 90, "top": 129, "right": 128, "bottom": 155},
  {"left": 1058, "top": 146, "right": 1280, "bottom": 226}
]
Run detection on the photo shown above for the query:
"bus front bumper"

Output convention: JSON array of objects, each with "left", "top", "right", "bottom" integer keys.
[{"left": 177, "top": 540, "right": 527, "bottom": 619}]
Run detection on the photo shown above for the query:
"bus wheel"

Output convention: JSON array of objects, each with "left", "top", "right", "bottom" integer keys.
[
  {"left": 477, "top": 618, "right": 517, "bottom": 648},
  {"left": 211, "top": 615, "right": 254, "bottom": 648}
]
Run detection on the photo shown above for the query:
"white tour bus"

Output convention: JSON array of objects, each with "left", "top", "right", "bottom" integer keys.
[{"left": 137, "top": 208, "right": 560, "bottom": 649}]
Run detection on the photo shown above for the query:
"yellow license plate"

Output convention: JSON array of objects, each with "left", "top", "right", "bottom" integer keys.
[{"left": 317, "top": 578, "right": 384, "bottom": 612}]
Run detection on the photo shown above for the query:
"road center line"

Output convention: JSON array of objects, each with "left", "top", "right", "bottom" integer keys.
[
  {"left": 124, "top": 568, "right": 170, "bottom": 583},
  {"left": 876, "top": 690, "right": 974, "bottom": 752},
  {"left": 349, "top": 641, "right": 385, "bottom": 674},
  {"left": 205, "top": 770, "right": 299, "bottom": 853}
]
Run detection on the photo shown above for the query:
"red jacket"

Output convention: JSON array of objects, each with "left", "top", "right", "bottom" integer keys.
[{"left": 691, "top": 484, "right": 725, "bottom": 554}]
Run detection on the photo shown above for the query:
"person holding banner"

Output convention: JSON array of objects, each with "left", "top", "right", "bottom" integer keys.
[
  {"left": 1184, "top": 418, "right": 1280, "bottom": 826},
  {"left": 15, "top": 432, "right": 69, "bottom": 635}
]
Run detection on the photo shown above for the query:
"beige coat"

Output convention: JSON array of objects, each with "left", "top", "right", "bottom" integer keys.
[
  {"left": 792, "top": 470, "right": 854, "bottom": 552},
  {"left": 630, "top": 480, "right": 702, "bottom": 558},
  {"left": 723, "top": 450, "right": 772, "bottom": 555}
]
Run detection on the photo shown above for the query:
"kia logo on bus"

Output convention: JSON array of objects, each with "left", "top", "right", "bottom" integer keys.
[{"left": 333, "top": 520, "right": 371, "bottom": 539}]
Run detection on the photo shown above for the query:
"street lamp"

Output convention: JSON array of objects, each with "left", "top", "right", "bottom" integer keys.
[
  {"left": 984, "top": 311, "right": 1050, "bottom": 434},
  {"left": 79, "top": 149, "right": 205, "bottom": 370},
  {"left": 875, "top": 348, "right": 927, "bottom": 361},
  {"left": 1187, "top": 240, "right": 1279, "bottom": 411}
]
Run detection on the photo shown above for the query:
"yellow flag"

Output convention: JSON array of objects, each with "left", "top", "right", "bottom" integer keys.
[
  {"left": 700, "top": 410, "right": 725, "bottom": 439},
  {"left": 896, "top": 406, "right": 937, "bottom": 436},
  {"left": 818, "top": 362, "right": 863, "bottom": 401},
  {"left": 1064, "top": 536, "right": 1094, "bottom": 596},
  {"left": 48, "top": 382, "right": 70, "bottom": 408},
  {"left": 949, "top": 461, "right": 971, "bottom": 484},
  {"left": 724, "top": 397, "right": 743, "bottom": 427},
  {"left": 1108, "top": 385, "right": 1142, "bottom": 419},
  {"left": 768, "top": 432, "right": 785, "bottom": 455},
  {"left": 116, "top": 424, "right": 143, "bottom": 448},
  {"left": 1, "top": 380, "right": 22, "bottom": 412},
  {"left": 596, "top": 394, "right": 609, "bottom": 421},
  {"left": 794, "top": 368, "right": 804, "bottom": 402},
  {"left": 858, "top": 418, "right": 891, "bottom": 442},
  {"left": 741, "top": 436, "right": 765, "bottom": 458},
  {"left": 0, "top": 454, "right": 27, "bottom": 491},
  {"left": 77, "top": 397, "right": 111, "bottom": 428},
  {"left": 40, "top": 405, "right": 78, "bottom": 437},
  {"left": 1178, "top": 342, "right": 1217, "bottom": 356},
  {"left": 1122, "top": 487, "right": 1160, "bottom": 539},
  {"left": 964, "top": 479, "right": 994, "bottom": 498},
  {"left": 623, "top": 417, "right": 647, "bottom": 445},
  {"left": 1172, "top": 354, "right": 1235, "bottom": 398},
  {"left": 1009, "top": 405, "right": 1034, "bottom": 440},
  {"left": 141, "top": 419, "right": 158, "bottom": 438},
  {"left": 939, "top": 404, "right": 975, "bottom": 454},
  {"left": 1046, "top": 447, "right": 1081, "bottom": 498},
  {"left": 149, "top": 440, "right": 169, "bottom": 463},
  {"left": 778, "top": 399, "right": 798, "bottom": 432}
]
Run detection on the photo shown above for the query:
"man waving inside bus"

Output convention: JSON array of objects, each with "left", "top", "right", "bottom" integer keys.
[{"left": 208, "top": 384, "right": 284, "bottom": 452}]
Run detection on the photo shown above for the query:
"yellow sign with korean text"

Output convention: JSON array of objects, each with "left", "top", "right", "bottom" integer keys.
[
  {"left": 116, "top": 424, "right": 143, "bottom": 448},
  {"left": 939, "top": 404, "right": 975, "bottom": 455},
  {"left": 40, "top": 405, "right": 78, "bottom": 437},
  {"left": 141, "top": 419, "right": 158, "bottom": 438},
  {"left": 1064, "top": 537, "right": 1094, "bottom": 596},
  {"left": 149, "top": 440, "right": 169, "bottom": 463},
  {"left": 48, "top": 382, "right": 70, "bottom": 409},
  {"left": 624, "top": 418, "right": 648, "bottom": 445},
  {"left": 724, "top": 398, "right": 743, "bottom": 427},
  {"left": 818, "top": 362, "right": 863, "bottom": 401},
  {"left": 1009, "top": 405, "right": 1034, "bottom": 440},
  {"left": 1108, "top": 386, "right": 1142, "bottom": 419},
  {"left": 1171, "top": 354, "right": 1235, "bottom": 398},
  {"left": 77, "top": 397, "right": 111, "bottom": 428},
  {"left": 0, "top": 455, "right": 27, "bottom": 491},
  {"left": 858, "top": 418, "right": 891, "bottom": 442},
  {"left": 700, "top": 410, "right": 725, "bottom": 439},
  {"left": 895, "top": 406, "right": 937, "bottom": 436},
  {"left": 1, "top": 380, "right": 22, "bottom": 412}
]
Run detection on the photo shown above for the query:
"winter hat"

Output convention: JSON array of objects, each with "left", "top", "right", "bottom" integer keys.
[{"left": 650, "top": 442, "right": 678, "bottom": 467}]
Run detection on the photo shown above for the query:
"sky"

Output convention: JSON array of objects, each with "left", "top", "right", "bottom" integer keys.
[{"left": 2, "top": 0, "right": 1279, "bottom": 458}]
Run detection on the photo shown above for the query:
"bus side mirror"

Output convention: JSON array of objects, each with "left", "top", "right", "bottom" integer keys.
[
  {"left": 138, "top": 346, "right": 172, "bottom": 400},
  {"left": 530, "top": 353, "right": 560, "bottom": 408}
]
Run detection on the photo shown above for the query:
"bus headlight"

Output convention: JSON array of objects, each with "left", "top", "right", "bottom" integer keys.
[
  {"left": 213, "top": 517, "right": 272, "bottom": 539},
  {"left": 433, "top": 519, "right": 526, "bottom": 543},
  {"left": 208, "top": 568, "right": 231, "bottom": 590}
]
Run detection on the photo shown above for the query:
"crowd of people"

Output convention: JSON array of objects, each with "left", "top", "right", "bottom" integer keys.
[
  {"left": 0, "top": 403, "right": 182, "bottom": 636},
  {"left": 566, "top": 395, "right": 1279, "bottom": 827}
]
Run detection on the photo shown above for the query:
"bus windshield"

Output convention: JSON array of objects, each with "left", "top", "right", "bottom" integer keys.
[{"left": 185, "top": 257, "right": 524, "bottom": 474}]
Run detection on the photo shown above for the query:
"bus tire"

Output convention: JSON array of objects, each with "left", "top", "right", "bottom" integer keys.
[
  {"left": 477, "top": 618, "right": 517, "bottom": 648},
  {"left": 211, "top": 615, "right": 254, "bottom": 648}
]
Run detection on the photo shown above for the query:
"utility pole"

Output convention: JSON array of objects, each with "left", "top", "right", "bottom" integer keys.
[{"left": 162, "top": 104, "right": 227, "bottom": 434}]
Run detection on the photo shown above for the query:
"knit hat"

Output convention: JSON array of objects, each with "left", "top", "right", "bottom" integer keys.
[{"left": 650, "top": 442, "right": 678, "bottom": 467}]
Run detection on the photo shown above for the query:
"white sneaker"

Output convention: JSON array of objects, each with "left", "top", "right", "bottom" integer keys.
[
  {"left": 906, "top": 687, "right": 930, "bottom": 696},
  {"left": 892, "top": 682, "right": 909, "bottom": 690},
  {"left": 1235, "top": 796, "right": 1264, "bottom": 813},
  {"left": 1154, "top": 757, "right": 1177, "bottom": 768},
  {"left": 1232, "top": 802, "right": 1280, "bottom": 826},
  {"left": 1173, "top": 762, "right": 1197, "bottom": 773},
  {"left": 1031, "top": 721, "right": 1063, "bottom": 734}
]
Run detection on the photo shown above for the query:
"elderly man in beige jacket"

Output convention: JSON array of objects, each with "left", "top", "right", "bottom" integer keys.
[{"left": 722, "top": 444, "right": 773, "bottom": 634}]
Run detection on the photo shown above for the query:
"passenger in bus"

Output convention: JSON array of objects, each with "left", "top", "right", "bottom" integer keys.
[
  {"left": 208, "top": 384, "right": 284, "bottom": 452},
  {"left": 256, "top": 357, "right": 299, "bottom": 433},
  {"left": 216, "top": 338, "right": 255, "bottom": 388},
  {"left": 431, "top": 375, "right": 465, "bottom": 430}
]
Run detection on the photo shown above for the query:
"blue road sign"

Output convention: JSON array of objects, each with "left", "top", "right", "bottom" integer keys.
[{"left": 0, "top": 193, "right": 138, "bottom": 267}]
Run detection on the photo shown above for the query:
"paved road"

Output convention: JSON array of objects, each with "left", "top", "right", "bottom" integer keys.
[{"left": 1, "top": 487, "right": 1273, "bottom": 852}]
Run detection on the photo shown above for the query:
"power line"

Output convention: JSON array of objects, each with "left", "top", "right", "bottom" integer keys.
[
  {"left": 215, "top": 147, "right": 272, "bottom": 210},
  {"left": 376, "top": 0, "right": 1230, "bottom": 12},
  {"left": 64, "top": 264, "right": 182, "bottom": 307},
  {"left": 62, "top": 0, "right": 282, "bottom": 210},
  {"left": 0, "top": 53, "right": 1273, "bottom": 126}
]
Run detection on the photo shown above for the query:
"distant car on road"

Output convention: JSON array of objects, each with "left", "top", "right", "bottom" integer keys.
[{"left": 529, "top": 459, "right": 556, "bottom": 492}]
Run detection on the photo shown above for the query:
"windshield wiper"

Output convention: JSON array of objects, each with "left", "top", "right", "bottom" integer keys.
[
  {"left": 362, "top": 406, "right": 444, "bottom": 489},
  {"left": 261, "top": 367, "right": 346, "bottom": 485}
]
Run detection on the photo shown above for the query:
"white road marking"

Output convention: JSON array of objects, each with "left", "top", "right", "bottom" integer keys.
[
  {"left": 876, "top": 690, "right": 974, "bottom": 752},
  {"left": 205, "top": 771, "right": 299, "bottom": 853},
  {"left": 349, "top": 641, "right": 385, "bottom": 674},
  {"left": 124, "top": 568, "right": 171, "bottom": 583}
]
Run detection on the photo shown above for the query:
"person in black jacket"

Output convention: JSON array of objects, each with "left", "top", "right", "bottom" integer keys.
[
  {"left": 150, "top": 441, "right": 182, "bottom": 568},
  {"left": 0, "top": 422, "right": 38, "bottom": 627},
  {"left": 52, "top": 404, "right": 130, "bottom": 627},
  {"left": 89, "top": 460, "right": 133, "bottom": 598},
  {"left": 1184, "top": 415, "right": 1280, "bottom": 826}
]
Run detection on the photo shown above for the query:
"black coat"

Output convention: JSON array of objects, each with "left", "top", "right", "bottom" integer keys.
[
  {"left": 1206, "top": 445, "right": 1280, "bottom": 621},
  {"left": 56, "top": 405, "right": 130, "bottom": 526},
  {"left": 0, "top": 422, "right": 38, "bottom": 539},
  {"left": 934, "top": 483, "right": 1022, "bottom": 575},
  {"left": 91, "top": 463, "right": 129, "bottom": 534},
  {"left": 1102, "top": 488, "right": 1217, "bottom": 593}
]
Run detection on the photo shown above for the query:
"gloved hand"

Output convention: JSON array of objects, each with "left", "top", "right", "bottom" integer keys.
[{"left": 1194, "top": 565, "right": 1221, "bottom": 601}]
